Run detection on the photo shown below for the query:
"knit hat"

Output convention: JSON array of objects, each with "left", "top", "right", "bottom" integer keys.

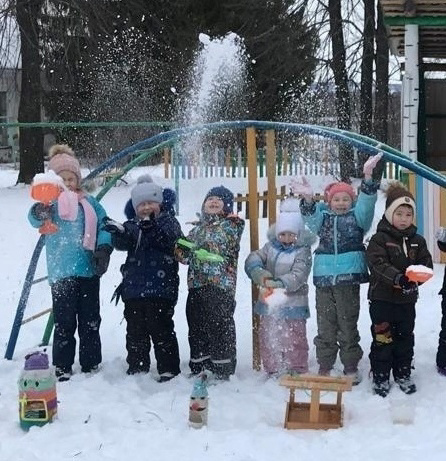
[
  {"left": 48, "top": 144, "right": 81, "bottom": 183},
  {"left": 275, "top": 197, "right": 304, "bottom": 236},
  {"left": 384, "top": 183, "right": 416, "bottom": 223},
  {"left": 131, "top": 174, "right": 163, "bottom": 210},
  {"left": 324, "top": 182, "right": 356, "bottom": 203},
  {"left": 203, "top": 186, "right": 234, "bottom": 214},
  {"left": 24, "top": 351, "right": 49, "bottom": 371}
]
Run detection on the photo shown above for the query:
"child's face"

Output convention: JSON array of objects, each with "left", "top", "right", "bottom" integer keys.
[
  {"left": 392, "top": 205, "right": 414, "bottom": 230},
  {"left": 59, "top": 170, "right": 79, "bottom": 191},
  {"left": 204, "top": 196, "right": 224, "bottom": 214},
  {"left": 329, "top": 192, "right": 352, "bottom": 214},
  {"left": 278, "top": 232, "right": 298, "bottom": 245},
  {"left": 136, "top": 201, "right": 160, "bottom": 219}
]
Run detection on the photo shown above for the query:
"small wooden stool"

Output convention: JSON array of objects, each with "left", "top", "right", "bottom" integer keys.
[{"left": 279, "top": 374, "right": 353, "bottom": 430}]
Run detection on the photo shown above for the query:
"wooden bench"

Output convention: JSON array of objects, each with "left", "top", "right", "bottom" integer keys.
[{"left": 280, "top": 374, "right": 353, "bottom": 430}]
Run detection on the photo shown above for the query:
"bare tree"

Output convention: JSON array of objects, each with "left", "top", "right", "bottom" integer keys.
[{"left": 16, "top": 0, "right": 44, "bottom": 184}]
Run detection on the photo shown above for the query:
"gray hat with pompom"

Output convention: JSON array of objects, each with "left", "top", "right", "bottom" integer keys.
[{"left": 131, "top": 175, "right": 163, "bottom": 209}]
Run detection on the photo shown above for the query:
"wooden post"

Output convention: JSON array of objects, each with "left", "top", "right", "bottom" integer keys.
[
  {"left": 164, "top": 148, "right": 170, "bottom": 179},
  {"left": 246, "top": 127, "right": 260, "bottom": 370},
  {"left": 266, "top": 129, "right": 277, "bottom": 226}
]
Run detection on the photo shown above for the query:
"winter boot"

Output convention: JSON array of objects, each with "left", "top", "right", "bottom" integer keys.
[
  {"left": 437, "top": 366, "right": 446, "bottom": 377},
  {"left": 372, "top": 379, "right": 391, "bottom": 397},
  {"left": 55, "top": 367, "right": 72, "bottom": 382},
  {"left": 395, "top": 376, "right": 417, "bottom": 395},
  {"left": 318, "top": 366, "right": 331, "bottom": 376},
  {"left": 344, "top": 367, "right": 362, "bottom": 386}
]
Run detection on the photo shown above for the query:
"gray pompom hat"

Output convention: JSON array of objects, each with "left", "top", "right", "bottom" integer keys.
[{"left": 131, "top": 175, "right": 163, "bottom": 209}]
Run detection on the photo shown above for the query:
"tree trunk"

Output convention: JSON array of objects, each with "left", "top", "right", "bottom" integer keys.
[
  {"left": 358, "top": 0, "right": 375, "bottom": 176},
  {"left": 328, "top": 0, "right": 353, "bottom": 181},
  {"left": 16, "top": 0, "right": 44, "bottom": 184},
  {"left": 373, "top": 3, "right": 389, "bottom": 180}
]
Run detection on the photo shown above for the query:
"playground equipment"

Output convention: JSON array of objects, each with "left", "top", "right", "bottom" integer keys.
[{"left": 5, "top": 120, "right": 446, "bottom": 370}]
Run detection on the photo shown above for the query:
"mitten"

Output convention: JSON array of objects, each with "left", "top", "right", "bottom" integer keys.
[
  {"left": 32, "top": 203, "right": 52, "bottom": 221},
  {"left": 264, "top": 278, "right": 285, "bottom": 289},
  {"left": 363, "top": 153, "right": 383, "bottom": 179},
  {"left": 93, "top": 244, "right": 113, "bottom": 277},
  {"left": 436, "top": 227, "right": 446, "bottom": 243},
  {"left": 290, "top": 177, "right": 313, "bottom": 202},
  {"left": 394, "top": 274, "right": 418, "bottom": 295},
  {"left": 250, "top": 268, "right": 273, "bottom": 286},
  {"left": 138, "top": 213, "right": 156, "bottom": 231},
  {"left": 102, "top": 217, "right": 125, "bottom": 234}
]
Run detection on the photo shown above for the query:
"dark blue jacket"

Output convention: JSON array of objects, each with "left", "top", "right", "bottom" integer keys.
[{"left": 112, "top": 211, "right": 183, "bottom": 303}]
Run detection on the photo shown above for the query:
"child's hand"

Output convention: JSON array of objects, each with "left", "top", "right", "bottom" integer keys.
[
  {"left": 264, "top": 278, "right": 284, "bottom": 289},
  {"left": 363, "top": 153, "right": 383, "bottom": 180},
  {"left": 102, "top": 217, "right": 125, "bottom": 234},
  {"left": 93, "top": 244, "right": 113, "bottom": 276},
  {"left": 32, "top": 203, "right": 52, "bottom": 221},
  {"left": 290, "top": 177, "right": 313, "bottom": 202},
  {"left": 436, "top": 227, "right": 446, "bottom": 243},
  {"left": 250, "top": 268, "right": 273, "bottom": 286},
  {"left": 394, "top": 274, "right": 418, "bottom": 295}
]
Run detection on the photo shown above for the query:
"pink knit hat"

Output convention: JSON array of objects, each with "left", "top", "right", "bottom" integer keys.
[
  {"left": 48, "top": 144, "right": 81, "bottom": 183},
  {"left": 324, "top": 182, "right": 356, "bottom": 203}
]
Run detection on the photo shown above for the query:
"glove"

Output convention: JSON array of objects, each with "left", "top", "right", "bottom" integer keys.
[
  {"left": 93, "top": 245, "right": 113, "bottom": 277},
  {"left": 363, "top": 153, "right": 383, "bottom": 179},
  {"left": 32, "top": 203, "right": 52, "bottom": 221},
  {"left": 264, "top": 278, "right": 285, "bottom": 289},
  {"left": 436, "top": 227, "right": 446, "bottom": 243},
  {"left": 394, "top": 274, "right": 418, "bottom": 295},
  {"left": 138, "top": 213, "right": 156, "bottom": 231},
  {"left": 102, "top": 217, "right": 125, "bottom": 234},
  {"left": 250, "top": 268, "right": 273, "bottom": 286},
  {"left": 290, "top": 177, "right": 313, "bottom": 202}
]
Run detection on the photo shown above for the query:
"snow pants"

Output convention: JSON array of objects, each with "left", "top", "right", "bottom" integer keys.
[
  {"left": 314, "top": 284, "right": 363, "bottom": 372},
  {"left": 259, "top": 315, "right": 308, "bottom": 374},
  {"left": 124, "top": 298, "right": 180, "bottom": 376},
  {"left": 369, "top": 300, "right": 415, "bottom": 383},
  {"left": 51, "top": 276, "right": 102, "bottom": 371},
  {"left": 186, "top": 286, "right": 236, "bottom": 378}
]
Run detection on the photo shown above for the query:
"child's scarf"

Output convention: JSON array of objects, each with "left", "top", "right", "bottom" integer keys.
[{"left": 57, "top": 190, "right": 97, "bottom": 251}]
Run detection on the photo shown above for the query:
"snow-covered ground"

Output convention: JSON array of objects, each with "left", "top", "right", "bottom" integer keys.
[{"left": 1, "top": 163, "right": 445, "bottom": 461}]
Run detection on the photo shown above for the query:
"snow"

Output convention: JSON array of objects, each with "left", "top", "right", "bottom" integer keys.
[
  {"left": 31, "top": 171, "right": 65, "bottom": 187},
  {"left": 1, "top": 165, "right": 446, "bottom": 461}
]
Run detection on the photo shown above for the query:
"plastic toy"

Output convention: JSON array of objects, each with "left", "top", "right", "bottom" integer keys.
[
  {"left": 177, "top": 238, "right": 224, "bottom": 263},
  {"left": 406, "top": 265, "right": 433, "bottom": 283},
  {"left": 18, "top": 351, "right": 57, "bottom": 430},
  {"left": 31, "top": 182, "right": 62, "bottom": 234}
]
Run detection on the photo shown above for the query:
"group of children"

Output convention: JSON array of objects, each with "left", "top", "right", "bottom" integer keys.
[{"left": 29, "top": 144, "right": 445, "bottom": 398}]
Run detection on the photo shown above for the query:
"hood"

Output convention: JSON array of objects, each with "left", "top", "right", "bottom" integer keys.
[
  {"left": 267, "top": 224, "right": 317, "bottom": 248},
  {"left": 376, "top": 215, "right": 417, "bottom": 239}
]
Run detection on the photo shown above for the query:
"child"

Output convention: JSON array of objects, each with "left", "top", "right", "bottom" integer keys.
[
  {"left": 245, "top": 197, "right": 316, "bottom": 376},
  {"left": 293, "top": 155, "right": 381, "bottom": 383},
  {"left": 435, "top": 227, "right": 446, "bottom": 376},
  {"left": 103, "top": 175, "right": 182, "bottom": 381},
  {"left": 28, "top": 144, "right": 112, "bottom": 381},
  {"left": 366, "top": 183, "right": 432, "bottom": 396},
  {"left": 176, "top": 186, "right": 245, "bottom": 380}
]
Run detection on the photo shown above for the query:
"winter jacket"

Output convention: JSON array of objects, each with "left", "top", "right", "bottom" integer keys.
[
  {"left": 366, "top": 217, "right": 433, "bottom": 304},
  {"left": 245, "top": 226, "right": 316, "bottom": 319},
  {"left": 178, "top": 213, "right": 245, "bottom": 296},
  {"left": 28, "top": 195, "right": 111, "bottom": 284},
  {"left": 300, "top": 179, "right": 379, "bottom": 287},
  {"left": 438, "top": 241, "right": 446, "bottom": 296},
  {"left": 111, "top": 211, "right": 183, "bottom": 303}
]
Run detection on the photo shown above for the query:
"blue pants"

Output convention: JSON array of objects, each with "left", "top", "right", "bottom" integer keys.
[{"left": 51, "top": 276, "right": 102, "bottom": 371}]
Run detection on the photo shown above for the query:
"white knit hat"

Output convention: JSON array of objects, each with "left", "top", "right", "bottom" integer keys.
[
  {"left": 131, "top": 175, "right": 163, "bottom": 209},
  {"left": 275, "top": 197, "right": 303, "bottom": 236}
]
